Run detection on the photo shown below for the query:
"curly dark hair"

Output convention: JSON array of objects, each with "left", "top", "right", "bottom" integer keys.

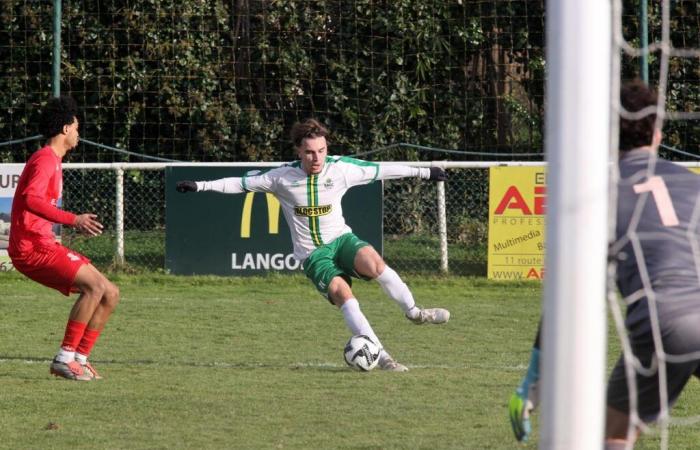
[
  {"left": 289, "top": 118, "right": 329, "bottom": 148},
  {"left": 39, "top": 96, "right": 79, "bottom": 139},
  {"left": 619, "top": 80, "right": 658, "bottom": 152}
]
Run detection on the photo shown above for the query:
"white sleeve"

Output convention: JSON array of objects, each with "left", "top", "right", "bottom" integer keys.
[
  {"left": 242, "top": 169, "right": 277, "bottom": 193},
  {"left": 339, "top": 157, "right": 380, "bottom": 187},
  {"left": 195, "top": 169, "right": 279, "bottom": 194},
  {"left": 341, "top": 157, "right": 431, "bottom": 187},
  {"left": 377, "top": 164, "right": 430, "bottom": 180},
  {"left": 195, "top": 177, "right": 245, "bottom": 194},
  {"left": 195, "top": 169, "right": 276, "bottom": 194}
]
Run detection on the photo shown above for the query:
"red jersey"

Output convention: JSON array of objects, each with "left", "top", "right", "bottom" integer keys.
[{"left": 8, "top": 146, "right": 76, "bottom": 255}]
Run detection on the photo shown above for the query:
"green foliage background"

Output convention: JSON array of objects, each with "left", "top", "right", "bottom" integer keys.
[
  {"left": 0, "top": 0, "right": 545, "bottom": 162},
  {"left": 2, "top": 1, "right": 700, "bottom": 163},
  {"left": 625, "top": 1, "right": 700, "bottom": 160}
]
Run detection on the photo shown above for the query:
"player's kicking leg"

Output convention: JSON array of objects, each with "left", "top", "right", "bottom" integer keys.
[
  {"left": 330, "top": 276, "right": 408, "bottom": 372},
  {"left": 354, "top": 246, "right": 450, "bottom": 325}
]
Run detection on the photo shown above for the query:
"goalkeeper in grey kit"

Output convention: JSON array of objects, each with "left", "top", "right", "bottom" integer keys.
[
  {"left": 177, "top": 118, "right": 450, "bottom": 371},
  {"left": 509, "top": 81, "right": 700, "bottom": 448}
]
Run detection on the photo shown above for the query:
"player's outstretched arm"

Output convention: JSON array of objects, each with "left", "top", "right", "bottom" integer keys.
[
  {"left": 176, "top": 177, "right": 246, "bottom": 194},
  {"left": 176, "top": 180, "right": 198, "bottom": 193},
  {"left": 374, "top": 164, "right": 448, "bottom": 183},
  {"left": 427, "top": 167, "right": 447, "bottom": 181}
]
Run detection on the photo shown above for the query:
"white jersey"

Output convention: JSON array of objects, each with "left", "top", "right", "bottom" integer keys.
[{"left": 196, "top": 156, "right": 430, "bottom": 261}]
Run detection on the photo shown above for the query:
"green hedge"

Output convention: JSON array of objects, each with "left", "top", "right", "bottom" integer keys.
[
  {"left": 0, "top": 1, "right": 545, "bottom": 162},
  {"left": 4, "top": 2, "right": 699, "bottom": 164}
]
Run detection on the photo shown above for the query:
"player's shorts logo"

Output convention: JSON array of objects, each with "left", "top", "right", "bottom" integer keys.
[
  {"left": 294, "top": 205, "right": 332, "bottom": 217},
  {"left": 240, "top": 192, "right": 280, "bottom": 238},
  {"left": 67, "top": 252, "right": 80, "bottom": 262}
]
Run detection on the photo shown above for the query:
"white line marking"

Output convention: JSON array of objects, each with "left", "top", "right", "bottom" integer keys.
[{"left": 0, "top": 358, "right": 528, "bottom": 371}]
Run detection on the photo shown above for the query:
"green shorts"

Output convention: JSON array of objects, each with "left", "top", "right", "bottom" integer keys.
[{"left": 302, "top": 233, "right": 370, "bottom": 299}]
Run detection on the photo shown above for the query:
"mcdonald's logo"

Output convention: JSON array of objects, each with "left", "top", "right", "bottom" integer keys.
[{"left": 240, "top": 192, "right": 281, "bottom": 238}]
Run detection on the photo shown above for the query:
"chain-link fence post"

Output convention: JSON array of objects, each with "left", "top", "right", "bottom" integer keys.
[
  {"left": 437, "top": 180, "right": 448, "bottom": 274},
  {"left": 115, "top": 167, "right": 125, "bottom": 267}
]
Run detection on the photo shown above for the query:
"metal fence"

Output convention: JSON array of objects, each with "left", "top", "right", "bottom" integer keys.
[
  {"left": 63, "top": 164, "right": 165, "bottom": 272},
  {"left": 60, "top": 161, "right": 538, "bottom": 276}
]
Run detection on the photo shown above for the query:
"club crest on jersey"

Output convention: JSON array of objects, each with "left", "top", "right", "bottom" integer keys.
[
  {"left": 323, "top": 178, "right": 334, "bottom": 189},
  {"left": 294, "top": 204, "right": 332, "bottom": 217}
]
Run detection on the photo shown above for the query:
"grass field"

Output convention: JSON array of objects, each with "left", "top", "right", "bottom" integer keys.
[{"left": 1, "top": 273, "right": 700, "bottom": 449}]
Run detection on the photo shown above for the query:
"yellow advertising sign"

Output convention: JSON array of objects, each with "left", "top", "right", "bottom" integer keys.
[{"left": 488, "top": 166, "right": 547, "bottom": 281}]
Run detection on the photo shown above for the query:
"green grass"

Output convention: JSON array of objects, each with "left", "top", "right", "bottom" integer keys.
[
  {"left": 62, "top": 230, "right": 166, "bottom": 272},
  {"left": 1, "top": 273, "right": 699, "bottom": 449},
  {"left": 384, "top": 234, "right": 487, "bottom": 276}
]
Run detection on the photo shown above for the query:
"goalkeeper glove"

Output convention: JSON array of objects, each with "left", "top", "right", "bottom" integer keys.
[
  {"left": 428, "top": 167, "right": 447, "bottom": 181},
  {"left": 509, "top": 383, "right": 538, "bottom": 442},
  {"left": 176, "top": 180, "right": 198, "bottom": 193},
  {"left": 509, "top": 347, "right": 540, "bottom": 442}
]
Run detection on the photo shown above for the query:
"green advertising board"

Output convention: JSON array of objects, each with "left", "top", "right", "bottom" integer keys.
[{"left": 165, "top": 166, "right": 383, "bottom": 275}]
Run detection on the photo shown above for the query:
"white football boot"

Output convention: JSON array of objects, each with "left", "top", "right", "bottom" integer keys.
[
  {"left": 378, "top": 351, "right": 409, "bottom": 372},
  {"left": 406, "top": 307, "right": 450, "bottom": 325}
]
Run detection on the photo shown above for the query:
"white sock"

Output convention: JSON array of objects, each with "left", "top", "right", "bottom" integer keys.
[
  {"left": 378, "top": 349, "right": 393, "bottom": 363},
  {"left": 55, "top": 347, "right": 75, "bottom": 363},
  {"left": 376, "top": 266, "right": 419, "bottom": 318},
  {"left": 340, "top": 298, "right": 383, "bottom": 349},
  {"left": 75, "top": 353, "right": 88, "bottom": 365}
]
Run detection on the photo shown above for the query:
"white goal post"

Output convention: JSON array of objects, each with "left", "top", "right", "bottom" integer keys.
[{"left": 540, "top": 0, "right": 611, "bottom": 448}]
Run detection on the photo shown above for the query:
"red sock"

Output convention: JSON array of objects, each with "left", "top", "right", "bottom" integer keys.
[
  {"left": 76, "top": 328, "right": 102, "bottom": 357},
  {"left": 61, "top": 320, "right": 87, "bottom": 351}
]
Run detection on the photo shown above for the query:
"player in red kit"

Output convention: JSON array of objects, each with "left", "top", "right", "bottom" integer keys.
[{"left": 8, "top": 96, "right": 120, "bottom": 381}]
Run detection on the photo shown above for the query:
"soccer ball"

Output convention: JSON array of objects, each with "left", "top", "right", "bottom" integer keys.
[{"left": 343, "top": 335, "right": 381, "bottom": 371}]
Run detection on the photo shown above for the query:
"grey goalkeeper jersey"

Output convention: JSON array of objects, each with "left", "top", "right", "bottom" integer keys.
[
  {"left": 614, "top": 149, "right": 700, "bottom": 335},
  {"left": 196, "top": 156, "right": 430, "bottom": 261}
]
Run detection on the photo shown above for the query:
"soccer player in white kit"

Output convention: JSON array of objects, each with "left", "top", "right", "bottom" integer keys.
[{"left": 176, "top": 118, "right": 450, "bottom": 371}]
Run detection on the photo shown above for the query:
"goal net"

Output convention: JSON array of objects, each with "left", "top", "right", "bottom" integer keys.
[
  {"left": 606, "top": 1, "right": 700, "bottom": 448},
  {"left": 543, "top": 1, "right": 700, "bottom": 449}
]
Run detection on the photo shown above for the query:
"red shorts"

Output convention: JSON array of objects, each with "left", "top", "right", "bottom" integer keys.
[{"left": 10, "top": 241, "right": 91, "bottom": 296}]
